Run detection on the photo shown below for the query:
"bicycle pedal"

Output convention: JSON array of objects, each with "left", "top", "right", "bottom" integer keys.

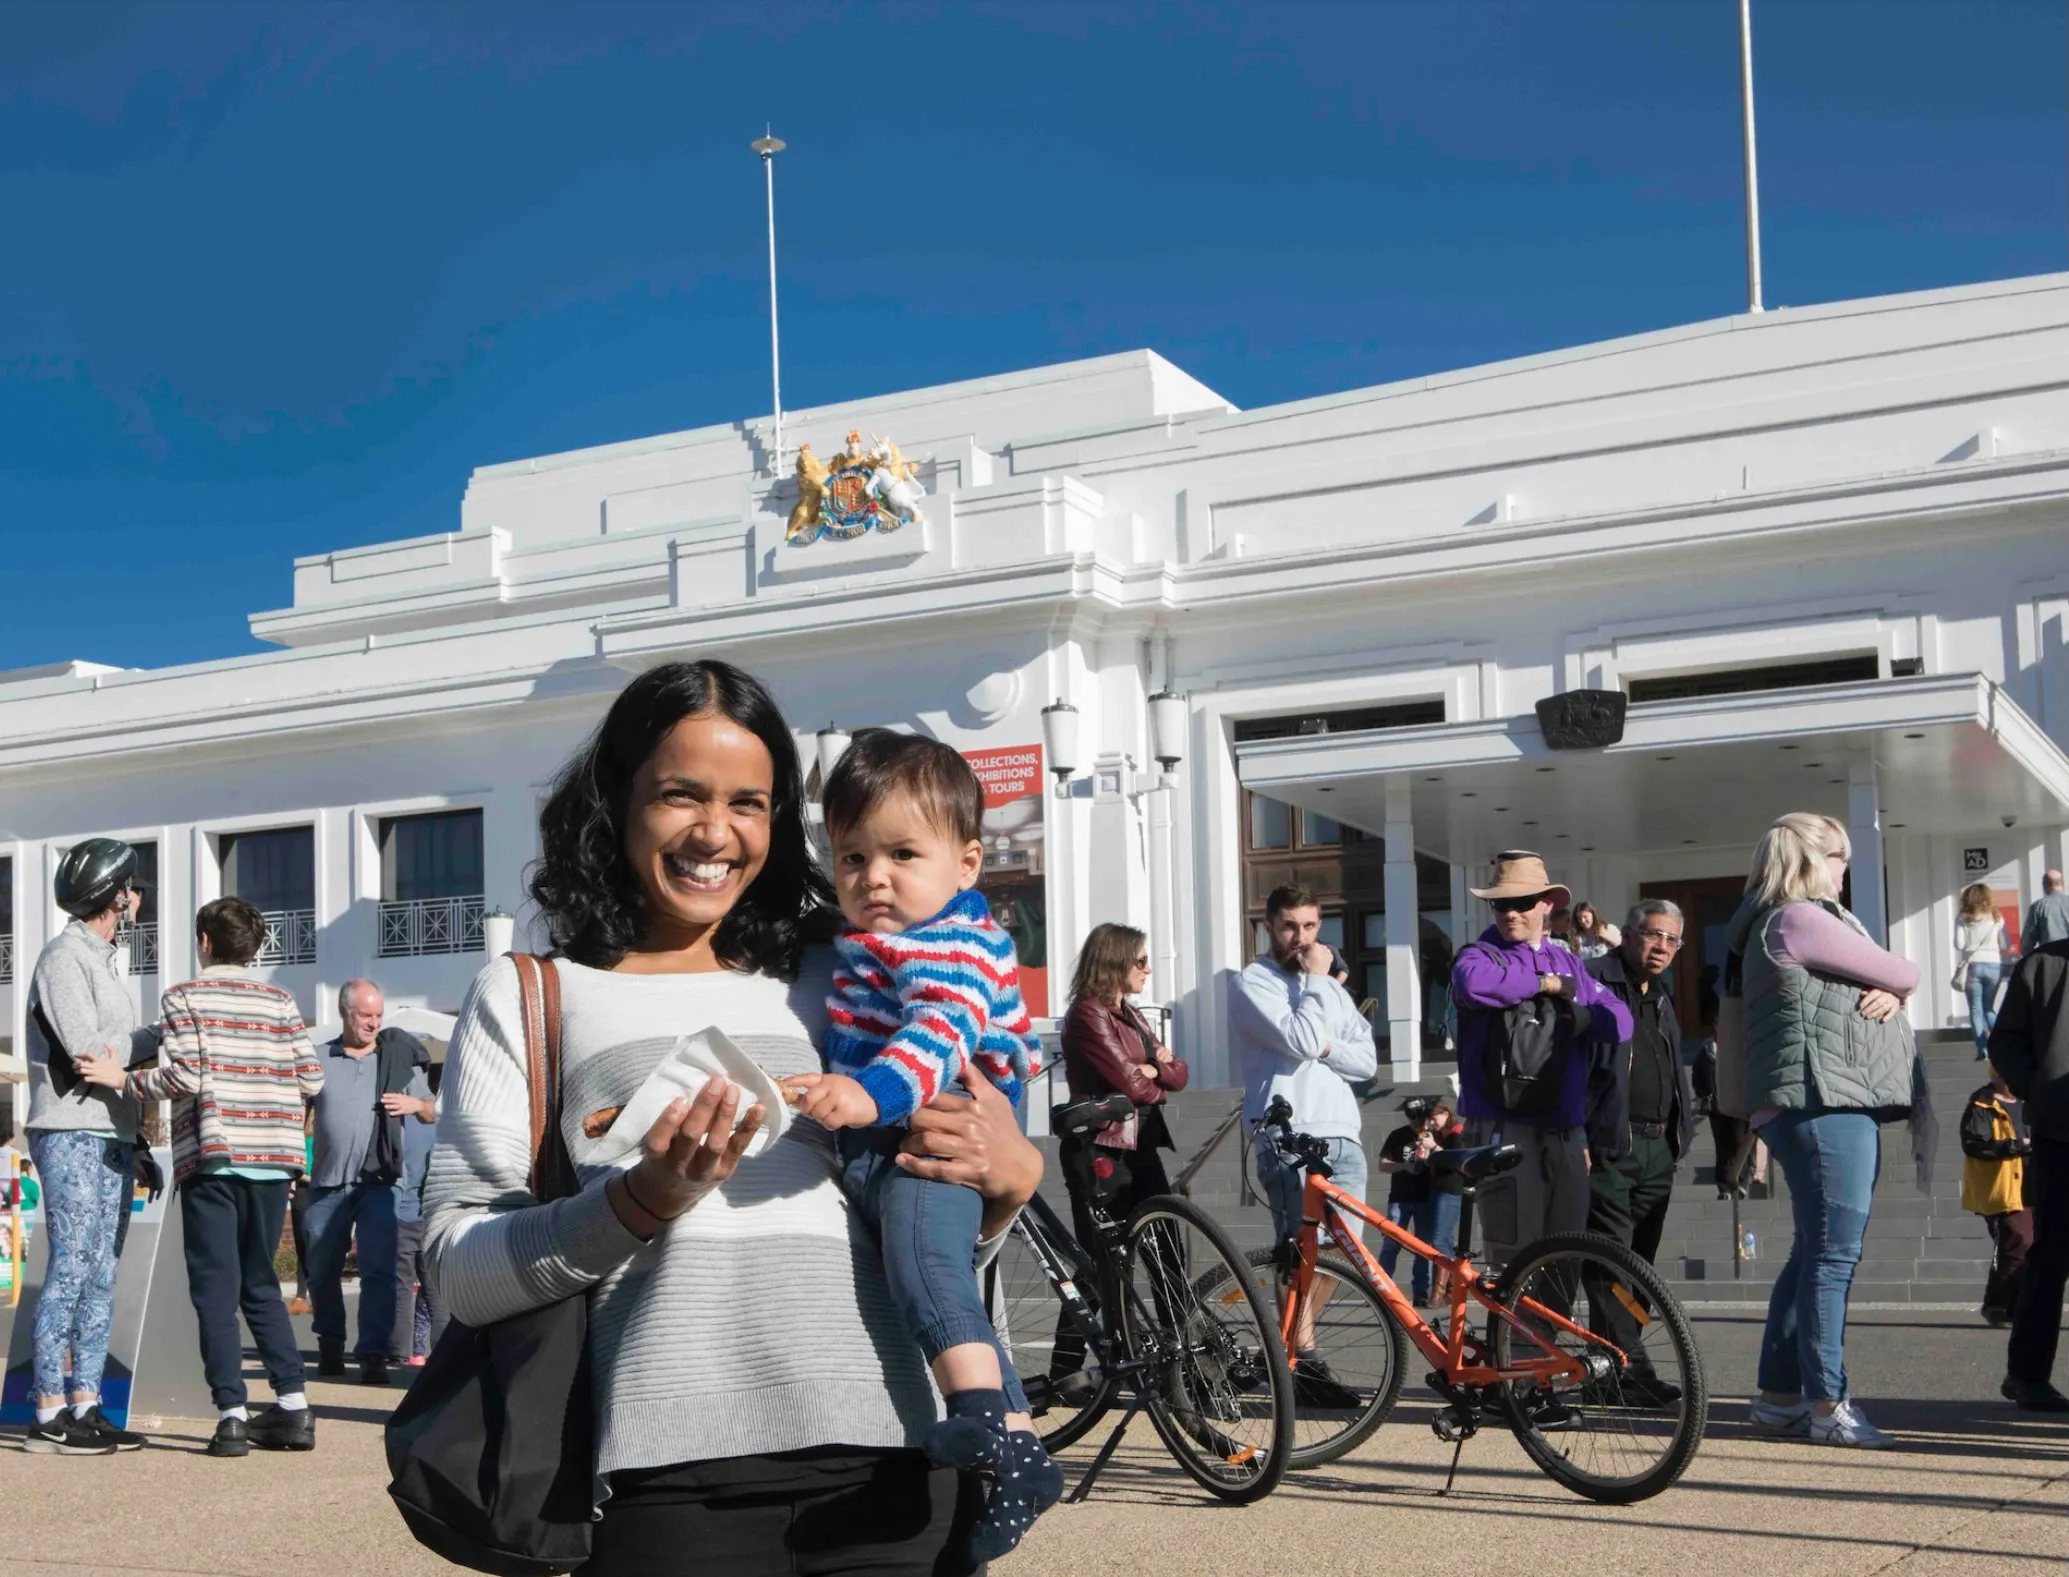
[{"left": 1430, "top": 1404, "right": 1476, "bottom": 1444}]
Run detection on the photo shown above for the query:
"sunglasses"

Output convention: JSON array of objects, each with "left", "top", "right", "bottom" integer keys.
[
  {"left": 1489, "top": 895, "right": 1547, "bottom": 914},
  {"left": 1132, "top": 956, "right": 1150, "bottom": 968}
]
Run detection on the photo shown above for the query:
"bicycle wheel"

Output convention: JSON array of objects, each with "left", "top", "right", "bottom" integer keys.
[
  {"left": 1485, "top": 1231, "right": 1708, "bottom": 1505},
  {"left": 1190, "top": 1248, "right": 1408, "bottom": 1470},
  {"left": 986, "top": 1219, "right": 1119, "bottom": 1452},
  {"left": 1121, "top": 1195, "right": 1294, "bottom": 1502}
]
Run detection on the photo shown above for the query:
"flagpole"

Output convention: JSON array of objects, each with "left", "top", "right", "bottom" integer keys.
[
  {"left": 1739, "top": 0, "right": 1765, "bottom": 314},
  {"left": 751, "top": 127, "right": 787, "bottom": 476}
]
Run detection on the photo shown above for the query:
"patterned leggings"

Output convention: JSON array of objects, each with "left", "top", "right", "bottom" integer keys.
[{"left": 27, "top": 1130, "right": 133, "bottom": 1400}]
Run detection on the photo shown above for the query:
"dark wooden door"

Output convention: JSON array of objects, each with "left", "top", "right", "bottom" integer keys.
[{"left": 1639, "top": 875, "right": 1746, "bottom": 1039}]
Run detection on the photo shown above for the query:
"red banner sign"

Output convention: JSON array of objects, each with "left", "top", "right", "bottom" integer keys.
[{"left": 963, "top": 745, "right": 1044, "bottom": 808}]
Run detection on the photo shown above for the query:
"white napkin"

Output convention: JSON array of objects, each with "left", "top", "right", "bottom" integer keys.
[{"left": 585, "top": 1028, "right": 791, "bottom": 1167}]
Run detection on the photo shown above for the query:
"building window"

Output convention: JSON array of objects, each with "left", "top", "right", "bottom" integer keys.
[
  {"left": 221, "top": 827, "right": 317, "bottom": 966},
  {"left": 121, "top": 843, "right": 159, "bottom": 977},
  {"left": 1626, "top": 653, "right": 1879, "bottom": 705},
  {"left": 1232, "top": 699, "right": 1445, "bottom": 743},
  {"left": 1249, "top": 796, "right": 1293, "bottom": 850},
  {"left": 0, "top": 854, "right": 12, "bottom": 985},
  {"left": 377, "top": 810, "right": 484, "bottom": 957}
]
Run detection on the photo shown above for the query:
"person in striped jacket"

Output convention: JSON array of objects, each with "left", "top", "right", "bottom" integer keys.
[
  {"left": 81, "top": 895, "right": 325, "bottom": 1458},
  {"left": 782, "top": 729, "right": 1054, "bottom": 1561}
]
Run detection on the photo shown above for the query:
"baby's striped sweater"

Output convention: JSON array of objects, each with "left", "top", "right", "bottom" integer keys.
[
  {"left": 827, "top": 888, "right": 1040, "bottom": 1123},
  {"left": 131, "top": 966, "right": 324, "bottom": 1183}
]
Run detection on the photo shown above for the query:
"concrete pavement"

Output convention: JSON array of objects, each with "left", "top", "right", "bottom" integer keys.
[{"left": 3, "top": 1311, "right": 2063, "bottom": 1576}]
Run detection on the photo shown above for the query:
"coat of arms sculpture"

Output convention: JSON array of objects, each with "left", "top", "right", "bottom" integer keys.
[{"left": 787, "top": 430, "right": 926, "bottom": 545}]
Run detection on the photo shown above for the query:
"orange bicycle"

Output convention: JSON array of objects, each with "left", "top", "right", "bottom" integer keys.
[{"left": 1201, "top": 1097, "right": 1706, "bottom": 1504}]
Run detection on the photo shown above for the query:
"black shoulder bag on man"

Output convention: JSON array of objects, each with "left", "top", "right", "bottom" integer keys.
[
  {"left": 385, "top": 955, "right": 595, "bottom": 1575},
  {"left": 1469, "top": 947, "right": 1584, "bottom": 1118}
]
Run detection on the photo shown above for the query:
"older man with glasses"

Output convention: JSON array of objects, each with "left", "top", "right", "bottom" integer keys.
[{"left": 1581, "top": 900, "right": 1700, "bottom": 1403}]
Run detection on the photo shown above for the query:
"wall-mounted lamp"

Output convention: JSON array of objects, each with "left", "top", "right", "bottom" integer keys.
[
  {"left": 815, "top": 725, "right": 852, "bottom": 788},
  {"left": 1040, "top": 701, "right": 1079, "bottom": 794},
  {"left": 482, "top": 907, "right": 516, "bottom": 958},
  {"left": 1147, "top": 690, "right": 1188, "bottom": 771},
  {"left": 1040, "top": 693, "right": 1188, "bottom": 799}
]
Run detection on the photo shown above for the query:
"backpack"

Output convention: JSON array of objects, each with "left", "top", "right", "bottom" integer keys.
[{"left": 1472, "top": 950, "right": 1584, "bottom": 1118}]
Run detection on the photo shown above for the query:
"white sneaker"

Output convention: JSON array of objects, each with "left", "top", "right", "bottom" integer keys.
[
  {"left": 1748, "top": 1395, "right": 1812, "bottom": 1436},
  {"left": 1809, "top": 1400, "right": 1894, "bottom": 1449}
]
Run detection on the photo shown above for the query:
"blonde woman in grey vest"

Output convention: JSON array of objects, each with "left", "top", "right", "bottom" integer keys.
[{"left": 1727, "top": 812, "right": 1922, "bottom": 1450}]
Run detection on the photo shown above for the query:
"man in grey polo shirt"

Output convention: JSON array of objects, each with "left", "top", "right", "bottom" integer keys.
[{"left": 305, "top": 978, "right": 433, "bottom": 1387}]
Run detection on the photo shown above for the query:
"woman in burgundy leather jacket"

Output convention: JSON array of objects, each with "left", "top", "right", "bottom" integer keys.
[{"left": 1058, "top": 923, "right": 1190, "bottom": 1241}]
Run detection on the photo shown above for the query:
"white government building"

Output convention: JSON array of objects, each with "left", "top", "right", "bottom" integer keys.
[{"left": 4, "top": 271, "right": 2069, "bottom": 1118}]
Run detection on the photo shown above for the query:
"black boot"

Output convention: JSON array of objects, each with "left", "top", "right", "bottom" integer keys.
[
  {"left": 317, "top": 1337, "right": 346, "bottom": 1378},
  {"left": 359, "top": 1353, "right": 390, "bottom": 1387}
]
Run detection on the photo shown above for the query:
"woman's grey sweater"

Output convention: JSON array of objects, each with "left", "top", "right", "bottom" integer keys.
[
  {"left": 422, "top": 952, "right": 940, "bottom": 1483},
  {"left": 24, "top": 919, "right": 145, "bottom": 1139}
]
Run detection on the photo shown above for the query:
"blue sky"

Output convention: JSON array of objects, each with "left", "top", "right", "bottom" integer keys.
[{"left": 2, "top": 0, "right": 2063, "bottom": 673}]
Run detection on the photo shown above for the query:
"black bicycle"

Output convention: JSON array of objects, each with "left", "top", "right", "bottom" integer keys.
[{"left": 983, "top": 1093, "right": 1295, "bottom": 1504}]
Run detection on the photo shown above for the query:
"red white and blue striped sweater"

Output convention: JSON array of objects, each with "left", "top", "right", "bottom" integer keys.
[{"left": 827, "top": 888, "right": 1041, "bottom": 1124}]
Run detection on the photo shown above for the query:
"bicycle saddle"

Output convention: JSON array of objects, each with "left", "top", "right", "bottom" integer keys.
[
  {"left": 1051, "top": 1091, "right": 1136, "bottom": 1139},
  {"left": 1426, "top": 1142, "right": 1523, "bottom": 1185}
]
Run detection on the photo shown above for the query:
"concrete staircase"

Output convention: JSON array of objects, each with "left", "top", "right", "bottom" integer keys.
[{"left": 1029, "top": 1034, "right": 1996, "bottom": 1308}]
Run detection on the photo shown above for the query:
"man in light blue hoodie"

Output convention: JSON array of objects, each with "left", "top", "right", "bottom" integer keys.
[
  {"left": 1232, "top": 882, "right": 1378, "bottom": 1408},
  {"left": 1232, "top": 882, "right": 1379, "bottom": 1241}
]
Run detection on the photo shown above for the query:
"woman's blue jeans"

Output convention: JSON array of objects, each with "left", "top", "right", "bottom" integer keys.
[
  {"left": 1755, "top": 1110, "right": 1880, "bottom": 1402},
  {"left": 1966, "top": 961, "right": 2004, "bottom": 1058},
  {"left": 1380, "top": 1198, "right": 1436, "bottom": 1300}
]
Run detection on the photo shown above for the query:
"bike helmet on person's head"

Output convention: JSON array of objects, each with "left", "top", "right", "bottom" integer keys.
[{"left": 54, "top": 837, "right": 143, "bottom": 920}]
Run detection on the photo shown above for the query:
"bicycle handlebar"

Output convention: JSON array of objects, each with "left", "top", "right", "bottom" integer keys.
[{"left": 1254, "top": 1094, "right": 1335, "bottom": 1177}]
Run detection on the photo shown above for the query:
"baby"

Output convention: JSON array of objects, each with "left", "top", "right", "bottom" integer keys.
[{"left": 783, "top": 728, "right": 1061, "bottom": 1560}]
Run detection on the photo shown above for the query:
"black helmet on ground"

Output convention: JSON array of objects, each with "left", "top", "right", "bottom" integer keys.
[{"left": 55, "top": 837, "right": 143, "bottom": 920}]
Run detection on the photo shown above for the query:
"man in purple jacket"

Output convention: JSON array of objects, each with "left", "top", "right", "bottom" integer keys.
[{"left": 1452, "top": 851, "right": 1634, "bottom": 1271}]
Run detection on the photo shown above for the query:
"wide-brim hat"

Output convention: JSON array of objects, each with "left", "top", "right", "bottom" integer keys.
[{"left": 1468, "top": 850, "right": 1572, "bottom": 910}]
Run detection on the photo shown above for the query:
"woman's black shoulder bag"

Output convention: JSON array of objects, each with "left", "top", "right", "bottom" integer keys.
[{"left": 386, "top": 954, "right": 596, "bottom": 1574}]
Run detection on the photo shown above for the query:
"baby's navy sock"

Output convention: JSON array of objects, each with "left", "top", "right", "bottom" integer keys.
[
  {"left": 924, "top": 1387, "right": 1006, "bottom": 1471},
  {"left": 968, "top": 1428, "right": 1064, "bottom": 1560}
]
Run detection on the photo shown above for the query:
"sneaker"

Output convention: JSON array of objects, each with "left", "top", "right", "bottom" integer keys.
[
  {"left": 1524, "top": 1392, "right": 1577, "bottom": 1432},
  {"left": 1292, "top": 1365, "right": 1365, "bottom": 1412},
  {"left": 359, "top": 1354, "right": 390, "bottom": 1387},
  {"left": 1809, "top": 1400, "right": 1894, "bottom": 1449},
  {"left": 247, "top": 1404, "right": 316, "bottom": 1451},
  {"left": 1748, "top": 1395, "right": 1813, "bottom": 1436},
  {"left": 208, "top": 1416, "right": 251, "bottom": 1458},
  {"left": 1981, "top": 1305, "right": 2013, "bottom": 1329},
  {"left": 21, "top": 1411, "right": 118, "bottom": 1455},
  {"left": 75, "top": 1405, "right": 146, "bottom": 1451},
  {"left": 2001, "top": 1377, "right": 2069, "bottom": 1413}
]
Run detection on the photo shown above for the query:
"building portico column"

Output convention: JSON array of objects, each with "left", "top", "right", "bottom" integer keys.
[
  {"left": 1847, "top": 759, "right": 1887, "bottom": 945},
  {"left": 1383, "top": 776, "right": 1421, "bottom": 1082}
]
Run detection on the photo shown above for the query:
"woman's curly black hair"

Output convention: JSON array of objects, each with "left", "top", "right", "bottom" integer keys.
[{"left": 528, "top": 659, "right": 837, "bottom": 974}]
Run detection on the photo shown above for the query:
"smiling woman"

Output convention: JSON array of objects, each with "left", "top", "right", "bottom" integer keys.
[
  {"left": 423, "top": 659, "right": 1043, "bottom": 1577},
  {"left": 528, "top": 662, "right": 829, "bottom": 975}
]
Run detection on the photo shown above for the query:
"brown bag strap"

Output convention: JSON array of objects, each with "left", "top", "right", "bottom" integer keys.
[{"left": 511, "top": 953, "right": 571, "bottom": 1202}]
